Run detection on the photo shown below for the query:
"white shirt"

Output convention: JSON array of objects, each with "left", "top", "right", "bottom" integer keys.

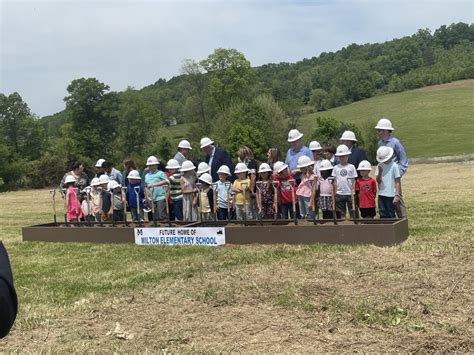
[{"left": 331, "top": 163, "right": 357, "bottom": 195}]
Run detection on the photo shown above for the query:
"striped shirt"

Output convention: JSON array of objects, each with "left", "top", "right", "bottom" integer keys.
[{"left": 168, "top": 173, "right": 183, "bottom": 200}]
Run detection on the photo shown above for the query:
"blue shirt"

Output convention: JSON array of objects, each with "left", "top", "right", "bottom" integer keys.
[
  {"left": 127, "top": 182, "right": 144, "bottom": 208},
  {"left": 285, "top": 146, "right": 313, "bottom": 171},
  {"left": 375, "top": 160, "right": 401, "bottom": 197},
  {"left": 108, "top": 168, "right": 123, "bottom": 185},
  {"left": 378, "top": 136, "right": 408, "bottom": 176},
  {"left": 144, "top": 170, "right": 167, "bottom": 201},
  {"left": 215, "top": 180, "right": 231, "bottom": 209}
]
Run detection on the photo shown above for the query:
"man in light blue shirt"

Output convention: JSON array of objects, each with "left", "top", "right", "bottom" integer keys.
[
  {"left": 285, "top": 129, "right": 313, "bottom": 185},
  {"left": 375, "top": 118, "right": 408, "bottom": 218}
]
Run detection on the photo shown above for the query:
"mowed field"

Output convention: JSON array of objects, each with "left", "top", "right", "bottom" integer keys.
[
  {"left": 299, "top": 80, "right": 474, "bottom": 158},
  {"left": 0, "top": 163, "right": 473, "bottom": 352}
]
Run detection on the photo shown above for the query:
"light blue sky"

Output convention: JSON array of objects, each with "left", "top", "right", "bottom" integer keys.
[{"left": 1, "top": 0, "right": 472, "bottom": 116}]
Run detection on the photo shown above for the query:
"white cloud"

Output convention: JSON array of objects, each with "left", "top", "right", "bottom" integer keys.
[{"left": 0, "top": 0, "right": 472, "bottom": 116}]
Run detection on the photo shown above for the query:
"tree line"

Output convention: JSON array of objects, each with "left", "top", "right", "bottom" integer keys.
[{"left": 0, "top": 22, "right": 472, "bottom": 190}]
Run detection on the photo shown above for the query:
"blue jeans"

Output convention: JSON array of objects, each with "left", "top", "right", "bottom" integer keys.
[
  {"left": 130, "top": 207, "right": 144, "bottom": 222},
  {"left": 280, "top": 203, "right": 294, "bottom": 219},
  {"left": 378, "top": 195, "right": 396, "bottom": 218},
  {"left": 172, "top": 199, "right": 183, "bottom": 221},
  {"left": 217, "top": 207, "right": 229, "bottom": 220}
]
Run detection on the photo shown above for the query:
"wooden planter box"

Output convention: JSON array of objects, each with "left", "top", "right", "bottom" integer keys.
[{"left": 22, "top": 218, "right": 408, "bottom": 247}]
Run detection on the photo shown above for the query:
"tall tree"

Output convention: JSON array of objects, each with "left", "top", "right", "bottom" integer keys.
[
  {"left": 64, "top": 78, "right": 118, "bottom": 159},
  {"left": 200, "top": 48, "right": 255, "bottom": 112}
]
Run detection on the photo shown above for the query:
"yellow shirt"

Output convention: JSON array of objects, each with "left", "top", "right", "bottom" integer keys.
[
  {"left": 233, "top": 178, "right": 251, "bottom": 205},
  {"left": 199, "top": 189, "right": 211, "bottom": 213}
]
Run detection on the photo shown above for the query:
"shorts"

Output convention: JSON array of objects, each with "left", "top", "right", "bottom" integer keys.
[{"left": 336, "top": 194, "right": 353, "bottom": 213}]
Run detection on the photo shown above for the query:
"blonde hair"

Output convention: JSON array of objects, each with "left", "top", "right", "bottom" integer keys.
[{"left": 237, "top": 146, "right": 254, "bottom": 162}]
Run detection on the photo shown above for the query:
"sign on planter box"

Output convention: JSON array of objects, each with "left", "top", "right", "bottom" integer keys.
[{"left": 134, "top": 227, "right": 225, "bottom": 246}]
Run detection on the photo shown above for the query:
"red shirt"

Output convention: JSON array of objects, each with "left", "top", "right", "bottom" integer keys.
[
  {"left": 273, "top": 175, "right": 297, "bottom": 204},
  {"left": 355, "top": 178, "right": 377, "bottom": 208}
]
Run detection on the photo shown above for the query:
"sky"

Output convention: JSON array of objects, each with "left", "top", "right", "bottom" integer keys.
[{"left": 1, "top": 0, "right": 472, "bottom": 117}]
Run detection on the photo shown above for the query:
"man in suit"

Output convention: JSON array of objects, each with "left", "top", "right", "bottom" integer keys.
[
  {"left": 0, "top": 242, "right": 17, "bottom": 338},
  {"left": 200, "top": 137, "right": 234, "bottom": 182}
]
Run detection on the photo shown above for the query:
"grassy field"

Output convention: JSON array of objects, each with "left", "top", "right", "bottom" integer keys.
[
  {"left": 0, "top": 163, "right": 473, "bottom": 351},
  {"left": 299, "top": 80, "right": 474, "bottom": 158}
]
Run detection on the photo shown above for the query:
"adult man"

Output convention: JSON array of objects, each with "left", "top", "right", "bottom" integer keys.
[
  {"left": 340, "top": 130, "right": 368, "bottom": 177},
  {"left": 284, "top": 129, "right": 313, "bottom": 185},
  {"left": 375, "top": 118, "right": 408, "bottom": 218},
  {"left": 0, "top": 242, "right": 17, "bottom": 338},
  {"left": 173, "top": 140, "right": 192, "bottom": 165},
  {"left": 200, "top": 137, "right": 234, "bottom": 182},
  {"left": 102, "top": 161, "right": 123, "bottom": 185}
]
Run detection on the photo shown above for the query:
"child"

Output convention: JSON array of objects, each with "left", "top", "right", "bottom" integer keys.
[
  {"left": 198, "top": 173, "right": 214, "bottom": 221},
  {"left": 166, "top": 159, "right": 183, "bottom": 221},
  {"left": 144, "top": 156, "right": 169, "bottom": 221},
  {"left": 331, "top": 145, "right": 357, "bottom": 219},
  {"left": 215, "top": 165, "right": 232, "bottom": 220},
  {"left": 126, "top": 170, "right": 144, "bottom": 223},
  {"left": 89, "top": 177, "right": 102, "bottom": 222},
  {"left": 375, "top": 146, "right": 401, "bottom": 218},
  {"left": 197, "top": 162, "right": 211, "bottom": 177},
  {"left": 318, "top": 159, "right": 336, "bottom": 219},
  {"left": 108, "top": 180, "right": 124, "bottom": 222},
  {"left": 309, "top": 141, "right": 323, "bottom": 178},
  {"left": 355, "top": 160, "right": 377, "bottom": 218},
  {"left": 256, "top": 163, "right": 274, "bottom": 219},
  {"left": 323, "top": 144, "right": 339, "bottom": 166},
  {"left": 99, "top": 174, "right": 112, "bottom": 221},
  {"left": 180, "top": 160, "right": 198, "bottom": 222},
  {"left": 81, "top": 186, "right": 93, "bottom": 222},
  {"left": 232, "top": 163, "right": 255, "bottom": 220},
  {"left": 64, "top": 175, "right": 83, "bottom": 222},
  {"left": 296, "top": 156, "right": 317, "bottom": 219},
  {"left": 273, "top": 161, "right": 297, "bottom": 219}
]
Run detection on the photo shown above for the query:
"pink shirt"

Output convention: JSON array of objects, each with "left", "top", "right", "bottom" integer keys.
[
  {"left": 66, "top": 186, "right": 83, "bottom": 221},
  {"left": 319, "top": 178, "right": 333, "bottom": 197},
  {"left": 296, "top": 174, "right": 316, "bottom": 198}
]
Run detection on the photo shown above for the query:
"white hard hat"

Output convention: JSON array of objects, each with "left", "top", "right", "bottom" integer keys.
[
  {"left": 146, "top": 155, "right": 159, "bottom": 166},
  {"left": 309, "top": 141, "right": 322, "bottom": 151},
  {"left": 335, "top": 144, "right": 351, "bottom": 157},
  {"left": 258, "top": 163, "right": 272, "bottom": 173},
  {"left": 166, "top": 159, "right": 181, "bottom": 170},
  {"left": 178, "top": 139, "right": 192, "bottom": 150},
  {"left": 340, "top": 130, "right": 357, "bottom": 141},
  {"left": 95, "top": 158, "right": 105, "bottom": 168},
  {"left": 375, "top": 118, "right": 394, "bottom": 131},
  {"left": 200, "top": 137, "right": 214, "bottom": 148},
  {"left": 234, "top": 162, "right": 249, "bottom": 174},
  {"left": 90, "top": 177, "right": 101, "bottom": 186},
  {"left": 198, "top": 173, "right": 213, "bottom": 185},
  {"left": 64, "top": 175, "right": 77, "bottom": 184},
  {"left": 296, "top": 156, "right": 314, "bottom": 168},
  {"left": 127, "top": 170, "right": 141, "bottom": 180},
  {"left": 99, "top": 174, "right": 110, "bottom": 184},
  {"left": 287, "top": 129, "right": 303, "bottom": 143},
  {"left": 319, "top": 159, "right": 333, "bottom": 171},
  {"left": 180, "top": 160, "right": 196, "bottom": 172},
  {"left": 107, "top": 180, "right": 120, "bottom": 191},
  {"left": 197, "top": 162, "right": 211, "bottom": 175},
  {"left": 273, "top": 161, "right": 288, "bottom": 173},
  {"left": 357, "top": 160, "right": 372, "bottom": 171},
  {"left": 217, "top": 165, "right": 231, "bottom": 175},
  {"left": 376, "top": 146, "right": 394, "bottom": 163}
]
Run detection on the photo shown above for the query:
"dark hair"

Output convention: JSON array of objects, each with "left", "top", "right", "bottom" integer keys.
[
  {"left": 102, "top": 161, "right": 112, "bottom": 169},
  {"left": 321, "top": 169, "right": 333, "bottom": 179},
  {"left": 323, "top": 144, "right": 336, "bottom": 154},
  {"left": 123, "top": 159, "right": 136, "bottom": 172}
]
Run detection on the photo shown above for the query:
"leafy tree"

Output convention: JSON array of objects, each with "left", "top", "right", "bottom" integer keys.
[
  {"left": 64, "top": 77, "right": 118, "bottom": 159},
  {"left": 309, "top": 88, "right": 328, "bottom": 111},
  {"left": 200, "top": 48, "right": 255, "bottom": 111}
]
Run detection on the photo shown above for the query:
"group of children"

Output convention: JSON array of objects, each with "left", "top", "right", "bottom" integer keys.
[{"left": 62, "top": 139, "right": 402, "bottom": 223}]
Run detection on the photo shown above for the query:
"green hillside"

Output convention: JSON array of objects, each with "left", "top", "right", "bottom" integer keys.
[{"left": 299, "top": 80, "right": 474, "bottom": 158}]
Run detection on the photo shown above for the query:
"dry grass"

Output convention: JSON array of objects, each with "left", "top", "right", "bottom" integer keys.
[{"left": 0, "top": 163, "right": 473, "bottom": 351}]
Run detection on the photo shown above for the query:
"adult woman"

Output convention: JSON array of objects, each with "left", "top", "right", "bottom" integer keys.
[
  {"left": 122, "top": 159, "right": 138, "bottom": 187},
  {"left": 59, "top": 161, "right": 88, "bottom": 192},
  {"left": 267, "top": 147, "right": 282, "bottom": 171}
]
